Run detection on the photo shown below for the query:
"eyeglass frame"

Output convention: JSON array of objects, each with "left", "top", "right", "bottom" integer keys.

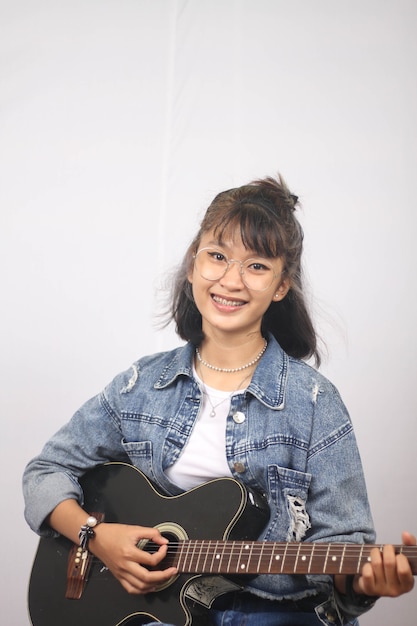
[{"left": 192, "top": 246, "right": 284, "bottom": 292}]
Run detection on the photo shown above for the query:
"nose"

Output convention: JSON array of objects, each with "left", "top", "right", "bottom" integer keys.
[{"left": 219, "top": 259, "right": 245, "bottom": 288}]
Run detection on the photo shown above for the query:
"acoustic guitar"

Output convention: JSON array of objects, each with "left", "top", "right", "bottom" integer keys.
[{"left": 28, "top": 462, "right": 417, "bottom": 626}]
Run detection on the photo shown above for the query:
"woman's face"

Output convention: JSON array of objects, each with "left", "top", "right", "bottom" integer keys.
[{"left": 188, "top": 229, "right": 290, "bottom": 340}]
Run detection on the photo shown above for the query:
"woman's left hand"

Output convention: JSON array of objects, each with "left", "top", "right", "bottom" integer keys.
[{"left": 355, "top": 531, "right": 416, "bottom": 597}]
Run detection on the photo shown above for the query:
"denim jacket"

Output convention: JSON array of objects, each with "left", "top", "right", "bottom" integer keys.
[{"left": 23, "top": 335, "right": 376, "bottom": 625}]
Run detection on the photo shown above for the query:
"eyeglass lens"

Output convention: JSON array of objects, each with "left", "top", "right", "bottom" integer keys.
[{"left": 194, "top": 248, "right": 276, "bottom": 291}]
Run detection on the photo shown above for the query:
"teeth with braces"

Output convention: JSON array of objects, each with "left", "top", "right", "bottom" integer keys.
[{"left": 213, "top": 295, "right": 244, "bottom": 306}]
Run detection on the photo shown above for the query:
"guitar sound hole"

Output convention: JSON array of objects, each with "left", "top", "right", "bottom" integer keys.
[
  {"left": 143, "top": 532, "right": 179, "bottom": 569},
  {"left": 136, "top": 522, "right": 185, "bottom": 589},
  {"left": 161, "top": 531, "right": 178, "bottom": 543}
]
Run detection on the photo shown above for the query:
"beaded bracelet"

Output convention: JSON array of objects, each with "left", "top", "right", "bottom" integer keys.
[{"left": 78, "top": 516, "right": 100, "bottom": 550}]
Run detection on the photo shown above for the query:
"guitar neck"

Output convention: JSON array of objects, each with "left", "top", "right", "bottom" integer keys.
[{"left": 169, "top": 541, "right": 417, "bottom": 576}]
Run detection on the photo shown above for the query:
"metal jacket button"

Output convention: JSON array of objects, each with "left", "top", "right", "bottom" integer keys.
[{"left": 233, "top": 462, "right": 246, "bottom": 473}]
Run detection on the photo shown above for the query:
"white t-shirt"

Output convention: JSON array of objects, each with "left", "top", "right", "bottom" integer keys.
[{"left": 165, "top": 368, "right": 245, "bottom": 491}]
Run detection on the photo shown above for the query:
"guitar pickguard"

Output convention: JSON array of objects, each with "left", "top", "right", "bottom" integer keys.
[{"left": 184, "top": 575, "right": 243, "bottom": 609}]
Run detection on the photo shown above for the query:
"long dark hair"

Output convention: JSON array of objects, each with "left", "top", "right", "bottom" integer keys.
[{"left": 167, "top": 174, "right": 321, "bottom": 366}]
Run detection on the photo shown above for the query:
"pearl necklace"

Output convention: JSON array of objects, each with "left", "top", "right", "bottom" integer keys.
[{"left": 195, "top": 339, "right": 267, "bottom": 373}]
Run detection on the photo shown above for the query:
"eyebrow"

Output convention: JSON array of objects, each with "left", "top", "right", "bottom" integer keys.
[
  {"left": 206, "top": 239, "right": 228, "bottom": 248},
  {"left": 203, "top": 240, "right": 272, "bottom": 261}
]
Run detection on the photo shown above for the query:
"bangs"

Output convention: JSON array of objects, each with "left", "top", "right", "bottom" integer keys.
[{"left": 211, "top": 203, "right": 284, "bottom": 258}]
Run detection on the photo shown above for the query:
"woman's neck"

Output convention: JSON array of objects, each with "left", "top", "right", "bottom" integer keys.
[{"left": 195, "top": 333, "right": 266, "bottom": 391}]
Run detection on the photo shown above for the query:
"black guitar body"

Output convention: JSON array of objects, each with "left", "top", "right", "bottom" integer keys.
[{"left": 28, "top": 463, "right": 269, "bottom": 626}]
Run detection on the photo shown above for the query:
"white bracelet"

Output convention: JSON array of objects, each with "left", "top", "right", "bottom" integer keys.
[{"left": 78, "top": 515, "right": 100, "bottom": 550}]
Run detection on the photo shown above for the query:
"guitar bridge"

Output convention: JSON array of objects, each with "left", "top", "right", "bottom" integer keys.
[{"left": 65, "top": 545, "right": 93, "bottom": 599}]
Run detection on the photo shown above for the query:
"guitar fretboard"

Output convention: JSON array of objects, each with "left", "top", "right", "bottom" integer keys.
[{"left": 166, "top": 541, "right": 417, "bottom": 576}]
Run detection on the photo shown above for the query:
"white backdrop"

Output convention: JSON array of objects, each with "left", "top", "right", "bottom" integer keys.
[{"left": 1, "top": 1, "right": 416, "bottom": 624}]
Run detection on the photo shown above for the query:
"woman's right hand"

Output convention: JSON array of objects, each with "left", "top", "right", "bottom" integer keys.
[
  {"left": 90, "top": 522, "right": 178, "bottom": 594},
  {"left": 47, "top": 498, "right": 178, "bottom": 595}
]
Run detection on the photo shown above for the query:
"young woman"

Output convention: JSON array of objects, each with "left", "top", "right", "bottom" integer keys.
[{"left": 23, "top": 175, "right": 415, "bottom": 626}]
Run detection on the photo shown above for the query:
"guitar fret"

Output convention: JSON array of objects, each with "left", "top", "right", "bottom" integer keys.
[
  {"left": 190, "top": 541, "right": 198, "bottom": 569},
  {"left": 213, "top": 540, "right": 222, "bottom": 572},
  {"left": 220, "top": 540, "right": 228, "bottom": 572},
  {"left": 281, "top": 542, "right": 289, "bottom": 573},
  {"left": 273, "top": 545, "right": 282, "bottom": 572},
  {"left": 175, "top": 541, "right": 186, "bottom": 570},
  {"left": 236, "top": 542, "right": 246, "bottom": 572},
  {"left": 206, "top": 540, "right": 214, "bottom": 573},
  {"left": 357, "top": 544, "right": 364, "bottom": 573},
  {"left": 246, "top": 542, "right": 254, "bottom": 572},
  {"left": 339, "top": 543, "right": 347, "bottom": 574},
  {"left": 308, "top": 543, "right": 315, "bottom": 574},
  {"left": 257, "top": 541, "right": 265, "bottom": 573},
  {"left": 264, "top": 543, "right": 273, "bottom": 573},
  {"left": 323, "top": 544, "right": 331, "bottom": 573},
  {"left": 225, "top": 542, "right": 234, "bottom": 572},
  {"left": 193, "top": 539, "right": 205, "bottom": 572},
  {"left": 189, "top": 540, "right": 197, "bottom": 571},
  {"left": 225, "top": 541, "right": 233, "bottom": 572},
  {"left": 201, "top": 539, "right": 210, "bottom": 572},
  {"left": 184, "top": 539, "right": 194, "bottom": 571},
  {"left": 294, "top": 543, "right": 301, "bottom": 573},
  {"left": 299, "top": 546, "right": 308, "bottom": 571}
]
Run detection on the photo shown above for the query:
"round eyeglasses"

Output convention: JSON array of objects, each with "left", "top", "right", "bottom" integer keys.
[{"left": 193, "top": 247, "right": 280, "bottom": 292}]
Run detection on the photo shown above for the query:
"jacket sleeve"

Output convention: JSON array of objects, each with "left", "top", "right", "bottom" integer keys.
[
  {"left": 305, "top": 377, "right": 377, "bottom": 621},
  {"left": 22, "top": 381, "right": 130, "bottom": 537},
  {"left": 305, "top": 378, "right": 375, "bottom": 545}
]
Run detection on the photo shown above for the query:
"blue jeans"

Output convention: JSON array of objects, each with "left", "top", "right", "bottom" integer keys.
[
  {"left": 145, "top": 594, "right": 361, "bottom": 626},
  {"left": 207, "top": 593, "right": 360, "bottom": 626},
  {"left": 211, "top": 610, "right": 325, "bottom": 625},
  {"left": 210, "top": 614, "right": 359, "bottom": 625},
  {"left": 146, "top": 617, "right": 358, "bottom": 626}
]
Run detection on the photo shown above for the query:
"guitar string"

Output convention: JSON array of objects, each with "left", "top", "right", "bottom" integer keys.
[
  {"left": 87, "top": 544, "right": 415, "bottom": 573},
  {"left": 135, "top": 543, "right": 409, "bottom": 559},
  {"left": 84, "top": 537, "right": 415, "bottom": 559},
  {"left": 135, "top": 542, "right": 409, "bottom": 554},
  {"left": 87, "top": 544, "right": 411, "bottom": 556},
  {"left": 144, "top": 544, "right": 415, "bottom": 567}
]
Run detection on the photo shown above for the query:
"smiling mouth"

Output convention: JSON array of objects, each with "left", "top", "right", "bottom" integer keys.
[{"left": 212, "top": 294, "right": 246, "bottom": 307}]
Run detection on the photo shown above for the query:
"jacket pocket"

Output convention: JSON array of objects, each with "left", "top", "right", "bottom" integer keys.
[
  {"left": 121, "top": 439, "right": 156, "bottom": 480},
  {"left": 265, "top": 464, "right": 312, "bottom": 542}
]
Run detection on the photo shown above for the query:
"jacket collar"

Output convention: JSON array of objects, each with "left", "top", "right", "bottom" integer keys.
[{"left": 154, "top": 333, "right": 289, "bottom": 410}]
